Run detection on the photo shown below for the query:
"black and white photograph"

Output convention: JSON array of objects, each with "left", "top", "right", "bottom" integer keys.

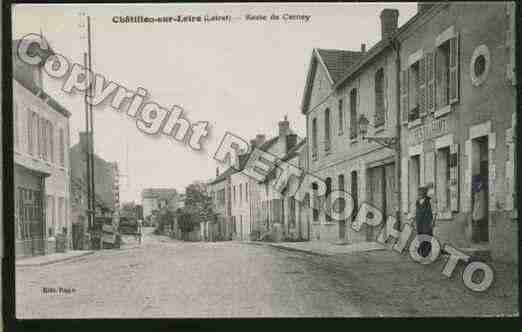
[{"left": 6, "top": 1, "right": 519, "bottom": 319}]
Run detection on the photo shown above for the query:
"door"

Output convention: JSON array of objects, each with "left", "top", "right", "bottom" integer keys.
[
  {"left": 471, "top": 136, "right": 489, "bottom": 243},
  {"left": 338, "top": 174, "right": 346, "bottom": 240},
  {"left": 367, "top": 166, "right": 385, "bottom": 241}
]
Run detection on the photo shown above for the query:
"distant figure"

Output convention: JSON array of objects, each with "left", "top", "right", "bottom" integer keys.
[
  {"left": 471, "top": 174, "right": 487, "bottom": 242},
  {"left": 415, "top": 186, "right": 434, "bottom": 258},
  {"left": 136, "top": 219, "right": 143, "bottom": 244}
]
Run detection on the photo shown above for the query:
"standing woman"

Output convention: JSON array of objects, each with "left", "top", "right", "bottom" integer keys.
[{"left": 415, "top": 186, "right": 434, "bottom": 258}]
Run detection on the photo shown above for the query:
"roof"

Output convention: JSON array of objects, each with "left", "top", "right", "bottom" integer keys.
[
  {"left": 315, "top": 49, "right": 365, "bottom": 84},
  {"left": 301, "top": 4, "right": 449, "bottom": 115},
  {"left": 12, "top": 39, "right": 72, "bottom": 118},
  {"left": 209, "top": 153, "right": 250, "bottom": 185}
]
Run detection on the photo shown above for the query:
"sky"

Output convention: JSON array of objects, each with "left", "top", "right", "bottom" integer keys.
[{"left": 12, "top": 3, "right": 417, "bottom": 203}]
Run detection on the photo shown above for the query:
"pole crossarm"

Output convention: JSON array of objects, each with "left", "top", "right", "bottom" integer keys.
[{"left": 362, "top": 135, "right": 399, "bottom": 150}]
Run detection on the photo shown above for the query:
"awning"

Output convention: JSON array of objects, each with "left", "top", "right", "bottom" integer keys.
[{"left": 14, "top": 153, "right": 52, "bottom": 177}]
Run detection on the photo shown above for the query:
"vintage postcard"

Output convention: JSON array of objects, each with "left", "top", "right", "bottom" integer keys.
[{"left": 9, "top": 2, "right": 518, "bottom": 319}]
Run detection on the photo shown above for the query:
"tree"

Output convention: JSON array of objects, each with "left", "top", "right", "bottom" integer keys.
[{"left": 178, "top": 181, "right": 214, "bottom": 240}]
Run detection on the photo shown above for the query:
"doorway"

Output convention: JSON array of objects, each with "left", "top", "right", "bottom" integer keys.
[
  {"left": 366, "top": 163, "right": 396, "bottom": 241},
  {"left": 471, "top": 136, "right": 489, "bottom": 243}
]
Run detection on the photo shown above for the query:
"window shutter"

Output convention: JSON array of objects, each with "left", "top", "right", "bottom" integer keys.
[
  {"left": 449, "top": 143, "right": 459, "bottom": 212},
  {"left": 401, "top": 69, "right": 409, "bottom": 124},
  {"left": 418, "top": 57, "right": 427, "bottom": 117},
  {"left": 507, "top": 2, "right": 516, "bottom": 85},
  {"left": 449, "top": 34, "right": 460, "bottom": 104},
  {"left": 426, "top": 52, "right": 436, "bottom": 113}
]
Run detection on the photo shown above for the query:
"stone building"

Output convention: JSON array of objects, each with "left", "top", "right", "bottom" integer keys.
[
  {"left": 140, "top": 188, "right": 178, "bottom": 225},
  {"left": 398, "top": 2, "right": 517, "bottom": 262},
  {"left": 208, "top": 168, "right": 233, "bottom": 240},
  {"left": 278, "top": 138, "right": 309, "bottom": 240},
  {"left": 301, "top": 9, "right": 401, "bottom": 243},
  {"left": 13, "top": 40, "right": 72, "bottom": 258}
]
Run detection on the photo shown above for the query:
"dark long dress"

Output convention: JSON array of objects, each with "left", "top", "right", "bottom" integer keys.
[{"left": 415, "top": 197, "right": 433, "bottom": 257}]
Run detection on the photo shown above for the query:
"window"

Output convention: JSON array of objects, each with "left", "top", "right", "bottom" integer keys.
[
  {"left": 47, "top": 195, "right": 55, "bottom": 237},
  {"left": 374, "top": 68, "right": 385, "bottom": 127},
  {"left": 325, "top": 177, "right": 332, "bottom": 222},
  {"left": 350, "top": 88, "right": 357, "bottom": 139},
  {"left": 312, "top": 182, "right": 319, "bottom": 222},
  {"left": 27, "top": 111, "right": 34, "bottom": 156},
  {"left": 338, "top": 174, "right": 345, "bottom": 216},
  {"left": 436, "top": 147, "right": 451, "bottom": 212},
  {"left": 48, "top": 121, "right": 54, "bottom": 163},
  {"left": 436, "top": 41, "right": 450, "bottom": 108},
  {"left": 409, "top": 61, "right": 420, "bottom": 121},
  {"left": 324, "top": 108, "right": 331, "bottom": 151},
  {"left": 289, "top": 197, "right": 296, "bottom": 227},
  {"left": 351, "top": 171, "right": 358, "bottom": 221},
  {"left": 245, "top": 183, "right": 248, "bottom": 201},
  {"left": 436, "top": 34, "right": 460, "bottom": 108},
  {"left": 409, "top": 155, "right": 421, "bottom": 212},
  {"left": 58, "top": 128, "right": 65, "bottom": 166},
  {"left": 233, "top": 186, "right": 236, "bottom": 203},
  {"left": 338, "top": 99, "right": 344, "bottom": 135},
  {"left": 239, "top": 183, "right": 242, "bottom": 202},
  {"left": 312, "top": 118, "right": 318, "bottom": 159}
]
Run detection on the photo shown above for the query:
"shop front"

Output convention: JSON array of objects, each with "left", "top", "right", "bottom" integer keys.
[{"left": 15, "top": 164, "right": 50, "bottom": 259}]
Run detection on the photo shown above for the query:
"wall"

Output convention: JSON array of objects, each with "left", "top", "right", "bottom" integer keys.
[
  {"left": 14, "top": 79, "right": 71, "bottom": 251},
  {"left": 399, "top": 2, "right": 516, "bottom": 262},
  {"left": 304, "top": 44, "right": 399, "bottom": 243}
]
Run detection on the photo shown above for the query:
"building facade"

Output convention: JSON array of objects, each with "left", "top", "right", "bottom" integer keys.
[
  {"left": 141, "top": 188, "right": 178, "bottom": 224},
  {"left": 301, "top": 9, "right": 400, "bottom": 243},
  {"left": 398, "top": 2, "right": 517, "bottom": 262},
  {"left": 13, "top": 40, "right": 72, "bottom": 258}
]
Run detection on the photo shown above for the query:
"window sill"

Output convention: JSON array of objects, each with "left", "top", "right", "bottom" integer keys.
[
  {"left": 324, "top": 221, "right": 336, "bottom": 225},
  {"left": 312, "top": 222, "right": 321, "bottom": 225},
  {"left": 338, "top": 132, "right": 344, "bottom": 136},
  {"left": 350, "top": 138, "right": 358, "bottom": 145},
  {"left": 434, "top": 105, "right": 451, "bottom": 118},
  {"left": 408, "top": 118, "right": 422, "bottom": 129}
]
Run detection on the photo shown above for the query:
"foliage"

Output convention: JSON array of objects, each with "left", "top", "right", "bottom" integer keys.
[{"left": 183, "top": 181, "right": 214, "bottom": 225}]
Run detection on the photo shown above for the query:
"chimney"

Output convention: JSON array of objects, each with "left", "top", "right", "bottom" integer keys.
[
  {"left": 286, "top": 134, "right": 298, "bottom": 153},
  {"left": 380, "top": 9, "right": 399, "bottom": 41},
  {"left": 255, "top": 134, "right": 266, "bottom": 147},
  {"left": 417, "top": 2, "right": 436, "bottom": 13},
  {"left": 278, "top": 115, "right": 290, "bottom": 139},
  {"left": 361, "top": 43, "right": 366, "bottom": 53}
]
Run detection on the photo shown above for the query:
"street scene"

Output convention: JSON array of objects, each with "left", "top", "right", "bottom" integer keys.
[
  {"left": 16, "top": 228, "right": 517, "bottom": 318},
  {"left": 10, "top": 2, "right": 518, "bottom": 319}
]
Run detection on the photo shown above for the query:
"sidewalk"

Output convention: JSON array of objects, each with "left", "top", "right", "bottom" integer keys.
[
  {"left": 255, "top": 240, "right": 387, "bottom": 256},
  {"left": 16, "top": 250, "right": 94, "bottom": 267}
]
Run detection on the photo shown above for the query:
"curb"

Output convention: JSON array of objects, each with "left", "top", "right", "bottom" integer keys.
[
  {"left": 16, "top": 251, "right": 95, "bottom": 267},
  {"left": 247, "top": 241, "right": 330, "bottom": 257}
]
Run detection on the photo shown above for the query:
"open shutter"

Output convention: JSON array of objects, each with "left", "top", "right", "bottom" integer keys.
[
  {"left": 426, "top": 52, "right": 436, "bottom": 113},
  {"left": 507, "top": 2, "right": 516, "bottom": 85},
  {"left": 418, "top": 57, "right": 427, "bottom": 117},
  {"left": 449, "top": 143, "right": 459, "bottom": 212},
  {"left": 401, "top": 69, "right": 409, "bottom": 124},
  {"left": 449, "top": 34, "right": 460, "bottom": 104}
]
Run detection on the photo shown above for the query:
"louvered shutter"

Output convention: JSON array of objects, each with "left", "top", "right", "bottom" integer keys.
[
  {"left": 401, "top": 69, "right": 409, "bottom": 124},
  {"left": 418, "top": 57, "right": 427, "bottom": 117},
  {"left": 449, "top": 34, "right": 460, "bottom": 104},
  {"left": 449, "top": 143, "right": 459, "bottom": 212},
  {"left": 426, "top": 52, "right": 436, "bottom": 113},
  {"left": 507, "top": 2, "right": 516, "bottom": 85}
]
